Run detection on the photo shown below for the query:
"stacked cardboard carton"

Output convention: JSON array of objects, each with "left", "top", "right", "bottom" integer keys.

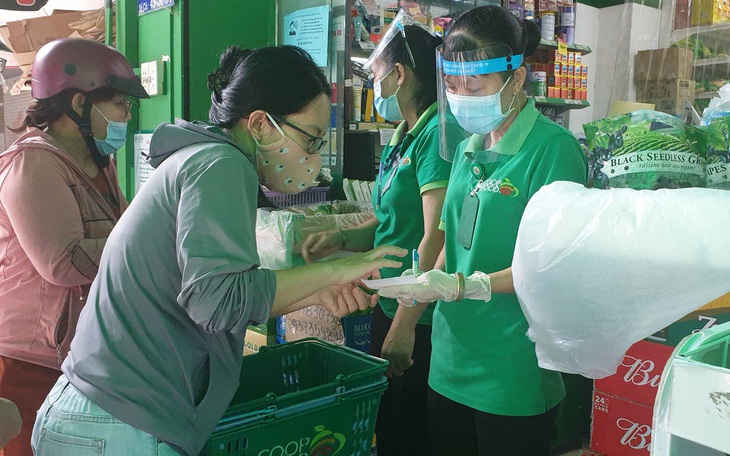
[
  {"left": 0, "top": 7, "right": 110, "bottom": 92},
  {"left": 634, "top": 47, "right": 695, "bottom": 116}
]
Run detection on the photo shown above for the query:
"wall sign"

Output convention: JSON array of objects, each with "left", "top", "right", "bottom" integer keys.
[
  {"left": 133, "top": 133, "right": 155, "bottom": 194},
  {"left": 138, "top": 0, "right": 174, "bottom": 15},
  {"left": 282, "top": 5, "right": 329, "bottom": 67}
]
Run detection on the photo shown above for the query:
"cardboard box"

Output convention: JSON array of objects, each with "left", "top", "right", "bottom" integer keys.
[
  {"left": 284, "top": 305, "right": 345, "bottom": 344},
  {"left": 1, "top": 11, "right": 85, "bottom": 54},
  {"left": 634, "top": 48, "right": 693, "bottom": 82},
  {"left": 594, "top": 340, "right": 673, "bottom": 407},
  {"left": 646, "top": 308, "right": 730, "bottom": 347},
  {"left": 591, "top": 391, "right": 653, "bottom": 455},
  {"left": 635, "top": 79, "right": 694, "bottom": 116},
  {"left": 243, "top": 328, "right": 276, "bottom": 355}
]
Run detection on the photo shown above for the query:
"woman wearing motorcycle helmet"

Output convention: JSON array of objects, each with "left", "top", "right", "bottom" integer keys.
[{"left": 0, "top": 38, "right": 149, "bottom": 456}]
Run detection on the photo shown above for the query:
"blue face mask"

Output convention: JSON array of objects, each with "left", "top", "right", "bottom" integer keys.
[
  {"left": 373, "top": 68, "right": 403, "bottom": 122},
  {"left": 93, "top": 105, "right": 128, "bottom": 156},
  {"left": 445, "top": 76, "right": 515, "bottom": 135}
]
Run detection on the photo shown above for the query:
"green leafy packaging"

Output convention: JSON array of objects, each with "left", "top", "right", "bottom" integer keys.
[
  {"left": 702, "top": 116, "right": 730, "bottom": 190},
  {"left": 584, "top": 110, "right": 706, "bottom": 190}
]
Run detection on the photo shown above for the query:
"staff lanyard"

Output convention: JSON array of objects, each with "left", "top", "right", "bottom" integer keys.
[{"left": 376, "top": 142, "right": 403, "bottom": 210}]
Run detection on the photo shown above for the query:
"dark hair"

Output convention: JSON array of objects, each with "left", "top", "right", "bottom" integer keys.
[
  {"left": 8, "top": 87, "right": 118, "bottom": 133},
  {"left": 445, "top": 6, "right": 541, "bottom": 81},
  {"left": 374, "top": 25, "right": 443, "bottom": 117},
  {"left": 208, "top": 45, "right": 332, "bottom": 129}
]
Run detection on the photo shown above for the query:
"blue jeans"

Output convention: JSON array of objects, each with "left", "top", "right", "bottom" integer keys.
[{"left": 31, "top": 375, "right": 179, "bottom": 456}]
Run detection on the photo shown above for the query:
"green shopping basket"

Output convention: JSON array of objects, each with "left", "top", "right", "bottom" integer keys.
[{"left": 202, "top": 338, "right": 388, "bottom": 456}]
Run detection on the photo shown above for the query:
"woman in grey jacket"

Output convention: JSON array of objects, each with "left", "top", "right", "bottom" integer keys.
[{"left": 31, "top": 45, "right": 405, "bottom": 456}]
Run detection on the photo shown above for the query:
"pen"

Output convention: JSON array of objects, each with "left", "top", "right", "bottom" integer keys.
[{"left": 411, "top": 249, "right": 419, "bottom": 306}]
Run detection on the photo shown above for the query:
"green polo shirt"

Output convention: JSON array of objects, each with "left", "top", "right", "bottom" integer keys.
[
  {"left": 371, "top": 102, "right": 455, "bottom": 325},
  {"left": 431, "top": 99, "right": 588, "bottom": 415}
]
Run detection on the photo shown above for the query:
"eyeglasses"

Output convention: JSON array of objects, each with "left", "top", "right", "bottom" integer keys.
[
  {"left": 114, "top": 98, "right": 133, "bottom": 116},
  {"left": 268, "top": 113, "right": 328, "bottom": 155}
]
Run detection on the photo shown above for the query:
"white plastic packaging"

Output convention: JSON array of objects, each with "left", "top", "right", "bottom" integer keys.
[
  {"left": 255, "top": 200, "right": 374, "bottom": 345},
  {"left": 512, "top": 181, "right": 730, "bottom": 378},
  {"left": 255, "top": 200, "right": 373, "bottom": 269}
]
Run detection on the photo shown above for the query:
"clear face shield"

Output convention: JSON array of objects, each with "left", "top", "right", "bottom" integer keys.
[
  {"left": 437, "top": 44, "right": 524, "bottom": 163},
  {"left": 363, "top": 9, "right": 416, "bottom": 72}
]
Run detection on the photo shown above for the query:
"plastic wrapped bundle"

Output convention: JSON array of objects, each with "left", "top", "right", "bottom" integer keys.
[
  {"left": 512, "top": 181, "right": 730, "bottom": 378},
  {"left": 255, "top": 200, "right": 373, "bottom": 270},
  {"left": 703, "top": 116, "right": 730, "bottom": 190},
  {"left": 584, "top": 110, "right": 706, "bottom": 190}
]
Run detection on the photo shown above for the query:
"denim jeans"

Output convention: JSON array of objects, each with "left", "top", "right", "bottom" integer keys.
[{"left": 31, "top": 375, "right": 179, "bottom": 456}]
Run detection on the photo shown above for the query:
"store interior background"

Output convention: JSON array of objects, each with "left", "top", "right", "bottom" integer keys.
[
  {"left": 1, "top": 1, "right": 728, "bottom": 455},
  {"left": 0, "top": 0, "right": 696, "bottom": 197}
]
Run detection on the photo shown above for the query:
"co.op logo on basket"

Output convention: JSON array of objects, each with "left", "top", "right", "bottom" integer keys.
[{"left": 257, "top": 425, "right": 346, "bottom": 456}]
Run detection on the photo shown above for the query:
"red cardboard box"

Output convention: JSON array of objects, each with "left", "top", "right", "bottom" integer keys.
[
  {"left": 591, "top": 391, "right": 653, "bottom": 456},
  {"left": 593, "top": 340, "right": 673, "bottom": 407}
]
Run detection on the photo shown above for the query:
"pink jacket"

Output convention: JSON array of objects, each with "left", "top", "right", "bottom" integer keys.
[{"left": 0, "top": 129, "right": 128, "bottom": 369}]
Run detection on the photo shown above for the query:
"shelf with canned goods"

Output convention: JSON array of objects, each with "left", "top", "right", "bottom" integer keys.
[
  {"left": 537, "top": 39, "right": 592, "bottom": 55},
  {"left": 531, "top": 96, "right": 590, "bottom": 108}
]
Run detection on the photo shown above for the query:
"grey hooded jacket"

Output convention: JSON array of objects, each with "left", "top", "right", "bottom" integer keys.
[{"left": 62, "top": 119, "right": 276, "bottom": 456}]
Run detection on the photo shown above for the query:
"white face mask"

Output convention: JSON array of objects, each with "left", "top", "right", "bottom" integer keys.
[
  {"left": 446, "top": 76, "right": 516, "bottom": 135},
  {"left": 255, "top": 113, "right": 321, "bottom": 195}
]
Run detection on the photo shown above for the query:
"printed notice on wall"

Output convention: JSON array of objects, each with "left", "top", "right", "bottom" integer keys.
[
  {"left": 134, "top": 133, "right": 154, "bottom": 194},
  {"left": 282, "top": 5, "right": 329, "bottom": 67}
]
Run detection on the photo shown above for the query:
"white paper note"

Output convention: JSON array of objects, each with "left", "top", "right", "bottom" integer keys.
[{"left": 361, "top": 275, "right": 417, "bottom": 290}]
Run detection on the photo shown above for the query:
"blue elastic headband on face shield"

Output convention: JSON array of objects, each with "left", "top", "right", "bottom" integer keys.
[{"left": 440, "top": 54, "right": 524, "bottom": 75}]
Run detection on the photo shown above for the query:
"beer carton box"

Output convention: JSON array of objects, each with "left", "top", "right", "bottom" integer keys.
[
  {"left": 591, "top": 391, "right": 653, "bottom": 455},
  {"left": 593, "top": 340, "right": 673, "bottom": 407}
]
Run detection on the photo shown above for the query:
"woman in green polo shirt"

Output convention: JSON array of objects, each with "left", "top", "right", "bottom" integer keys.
[
  {"left": 301, "top": 18, "right": 460, "bottom": 456},
  {"left": 378, "top": 6, "right": 588, "bottom": 456}
]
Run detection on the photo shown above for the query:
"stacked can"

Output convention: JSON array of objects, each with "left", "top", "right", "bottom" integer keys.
[
  {"left": 556, "top": 5, "right": 575, "bottom": 44},
  {"left": 527, "top": 48, "right": 587, "bottom": 100},
  {"left": 539, "top": 11, "right": 556, "bottom": 41},
  {"left": 529, "top": 71, "right": 547, "bottom": 97}
]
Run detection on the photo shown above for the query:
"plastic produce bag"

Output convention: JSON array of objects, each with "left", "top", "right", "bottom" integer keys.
[
  {"left": 584, "top": 110, "right": 706, "bottom": 190},
  {"left": 512, "top": 181, "right": 730, "bottom": 378},
  {"left": 255, "top": 200, "right": 374, "bottom": 346},
  {"left": 701, "top": 82, "right": 730, "bottom": 126},
  {"left": 702, "top": 116, "right": 730, "bottom": 190},
  {"left": 255, "top": 200, "right": 373, "bottom": 269}
]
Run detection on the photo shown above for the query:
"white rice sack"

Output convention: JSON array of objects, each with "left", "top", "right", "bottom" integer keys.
[{"left": 512, "top": 181, "right": 730, "bottom": 378}]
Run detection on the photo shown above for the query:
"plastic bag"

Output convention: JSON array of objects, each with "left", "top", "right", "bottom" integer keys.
[
  {"left": 702, "top": 116, "right": 730, "bottom": 190},
  {"left": 701, "top": 82, "right": 730, "bottom": 126},
  {"left": 255, "top": 200, "right": 373, "bottom": 269},
  {"left": 255, "top": 200, "right": 374, "bottom": 346},
  {"left": 512, "top": 181, "right": 730, "bottom": 378},
  {"left": 583, "top": 110, "right": 706, "bottom": 190}
]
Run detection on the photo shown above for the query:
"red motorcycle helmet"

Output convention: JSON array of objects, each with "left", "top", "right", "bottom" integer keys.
[{"left": 31, "top": 38, "right": 149, "bottom": 100}]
